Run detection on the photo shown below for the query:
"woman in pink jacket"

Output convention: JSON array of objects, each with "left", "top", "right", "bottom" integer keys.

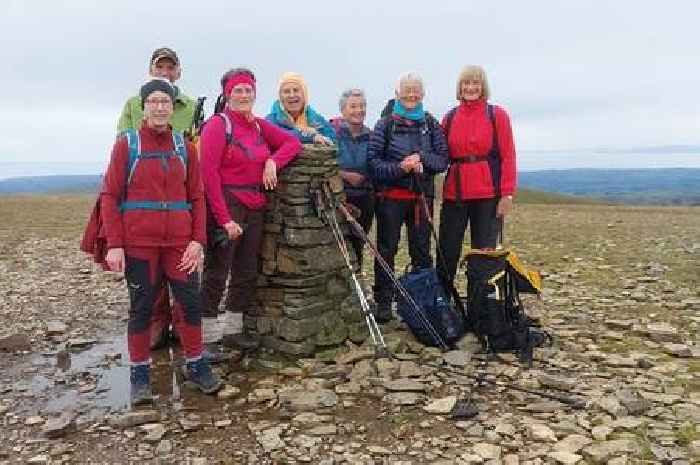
[{"left": 199, "top": 68, "right": 302, "bottom": 354}]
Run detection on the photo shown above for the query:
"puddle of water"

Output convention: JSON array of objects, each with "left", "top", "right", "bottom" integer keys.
[{"left": 30, "top": 334, "right": 196, "bottom": 415}]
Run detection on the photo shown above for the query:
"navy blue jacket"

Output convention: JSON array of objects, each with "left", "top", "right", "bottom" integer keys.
[{"left": 367, "top": 114, "right": 448, "bottom": 198}]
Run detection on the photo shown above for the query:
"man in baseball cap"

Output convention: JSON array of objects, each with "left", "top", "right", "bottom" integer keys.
[
  {"left": 116, "top": 47, "right": 197, "bottom": 350},
  {"left": 117, "top": 46, "right": 195, "bottom": 133}
]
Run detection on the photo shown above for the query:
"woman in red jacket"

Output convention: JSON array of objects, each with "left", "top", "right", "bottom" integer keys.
[
  {"left": 101, "top": 79, "right": 221, "bottom": 405},
  {"left": 199, "top": 68, "right": 302, "bottom": 353},
  {"left": 437, "top": 65, "right": 517, "bottom": 288}
]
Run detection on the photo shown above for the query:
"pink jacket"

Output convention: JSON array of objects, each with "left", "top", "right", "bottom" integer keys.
[{"left": 200, "top": 108, "right": 302, "bottom": 226}]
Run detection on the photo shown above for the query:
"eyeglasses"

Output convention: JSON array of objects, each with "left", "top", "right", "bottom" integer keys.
[{"left": 145, "top": 98, "right": 173, "bottom": 107}]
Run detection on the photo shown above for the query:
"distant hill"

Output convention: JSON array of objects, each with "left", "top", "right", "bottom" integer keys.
[
  {"left": 519, "top": 168, "right": 700, "bottom": 205},
  {"left": 1, "top": 169, "right": 699, "bottom": 205},
  {"left": 0, "top": 175, "right": 101, "bottom": 194}
]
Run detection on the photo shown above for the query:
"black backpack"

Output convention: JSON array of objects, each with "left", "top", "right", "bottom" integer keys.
[{"left": 465, "top": 250, "right": 551, "bottom": 365}]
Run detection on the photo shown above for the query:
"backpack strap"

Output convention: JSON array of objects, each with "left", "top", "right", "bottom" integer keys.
[
  {"left": 171, "top": 131, "right": 188, "bottom": 180},
  {"left": 124, "top": 128, "right": 141, "bottom": 186},
  {"left": 217, "top": 113, "right": 233, "bottom": 146},
  {"left": 485, "top": 104, "right": 501, "bottom": 198},
  {"left": 444, "top": 107, "right": 458, "bottom": 139}
]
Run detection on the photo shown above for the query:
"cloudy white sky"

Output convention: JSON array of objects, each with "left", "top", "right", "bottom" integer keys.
[{"left": 1, "top": 0, "right": 699, "bottom": 176}]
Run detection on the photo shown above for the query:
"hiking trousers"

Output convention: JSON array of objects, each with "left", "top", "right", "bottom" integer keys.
[
  {"left": 373, "top": 197, "right": 433, "bottom": 304},
  {"left": 201, "top": 195, "right": 264, "bottom": 319},
  {"left": 125, "top": 246, "right": 203, "bottom": 364},
  {"left": 437, "top": 198, "right": 500, "bottom": 288},
  {"left": 346, "top": 192, "right": 374, "bottom": 269}
]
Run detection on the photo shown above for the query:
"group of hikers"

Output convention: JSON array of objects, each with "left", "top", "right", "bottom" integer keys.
[{"left": 83, "top": 46, "right": 517, "bottom": 405}]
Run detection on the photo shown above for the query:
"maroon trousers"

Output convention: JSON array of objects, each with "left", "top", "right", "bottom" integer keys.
[
  {"left": 125, "top": 246, "right": 203, "bottom": 363},
  {"left": 201, "top": 195, "right": 264, "bottom": 319}
]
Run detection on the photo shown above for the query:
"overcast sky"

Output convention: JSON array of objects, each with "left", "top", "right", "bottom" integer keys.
[{"left": 1, "top": 0, "right": 699, "bottom": 175}]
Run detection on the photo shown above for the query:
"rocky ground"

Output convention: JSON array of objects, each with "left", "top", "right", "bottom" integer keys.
[{"left": 0, "top": 195, "right": 698, "bottom": 464}]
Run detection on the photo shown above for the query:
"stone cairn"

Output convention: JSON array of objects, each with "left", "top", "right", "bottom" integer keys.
[{"left": 250, "top": 145, "right": 367, "bottom": 356}]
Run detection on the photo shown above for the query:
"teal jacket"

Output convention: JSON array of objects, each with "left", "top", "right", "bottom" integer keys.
[{"left": 265, "top": 101, "right": 336, "bottom": 144}]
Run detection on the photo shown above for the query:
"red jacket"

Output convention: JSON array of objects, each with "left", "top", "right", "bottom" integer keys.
[
  {"left": 100, "top": 124, "right": 206, "bottom": 249},
  {"left": 441, "top": 99, "right": 516, "bottom": 200},
  {"left": 200, "top": 109, "right": 302, "bottom": 226}
]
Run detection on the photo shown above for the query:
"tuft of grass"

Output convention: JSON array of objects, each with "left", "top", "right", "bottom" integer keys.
[{"left": 675, "top": 422, "right": 699, "bottom": 446}]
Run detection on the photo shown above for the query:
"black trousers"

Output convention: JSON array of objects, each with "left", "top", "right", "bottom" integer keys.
[
  {"left": 374, "top": 197, "right": 433, "bottom": 303},
  {"left": 345, "top": 192, "right": 374, "bottom": 269},
  {"left": 437, "top": 198, "right": 500, "bottom": 288}
]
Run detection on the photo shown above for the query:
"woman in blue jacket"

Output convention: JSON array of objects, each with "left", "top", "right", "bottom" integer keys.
[
  {"left": 331, "top": 88, "right": 373, "bottom": 269},
  {"left": 367, "top": 72, "right": 449, "bottom": 322},
  {"left": 266, "top": 72, "right": 336, "bottom": 145}
]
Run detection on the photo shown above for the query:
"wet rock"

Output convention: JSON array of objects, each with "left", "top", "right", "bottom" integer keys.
[
  {"left": 42, "top": 411, "right": 76, "bottom": 438},
  {"left": 307, "top": 424, "right": 337, "bottom": 436},
  {"left": 398, "top": 360, "right": 423, "bottom": 378},
  {"left": 292, "top": 412, "right": 332, "bottom": 426},
  {"left": 25, "top": 415, "right": 44, "bottom": 425},
  {"left": 256, "top": 426, "right": 286, "bottom": 452},
  {"left": 27, "top": 455, "right": 49, "bottom": 464},
  {"left": 383, "top": 379, "right": 426, "bottom": 392},
  {"left": 385, "top": 392, "right": 421, "bottom": 406},
  {"left": 46, "top": 321, "right": 68, "bottom": 335},
  {"left": 528, "top": 423, "right": 557, "bottom": 442},
  {"left": 217, "top": 385, "right": 241, "bottom": 400},
  {"left": 367, "top": 445, "right": 391, "bottom": 455},
  {"left": 472, "top": 442, "right": 501, "bottom": 460},
  {"left": 553, "top": 434, "right": 591, "bottom": 454},
  {"left": 141, "top": 423, "right": 165, "bottom": 442},
  {"left": 155, "top": 439, "right": 172, "bottom": 456},
  {"left": 610, "top": 416, "right": 644, "bottom": 430},
  {"left": 423, "top": 396, "right": 456, "bottom": 414},
  {"left": 112, "top": 410, "right": 160, "bottom": 428},
  {"left": 443, "top": 350, "right": 473, "bottom": 367},
  {"left": 0, "top": 333, "right": 31, "bottom": 352},
  {"left": 522, "top": 401, "right": 563, "bottom": 413},
  {"left": 591, "top": 425, "right": 613, "bottom": 441},
  {"left": 616, "top": 389, "right": 650, "bottom": 415},
  {"left": 67, "top": 337, "right": 97, "bottom": 348},
  {"left": 537, "top": 374, "right": 576, "bottom": 391},
  {"left": 547, "top": 451, "right": 582, "bottom": 464},
  {"left": 349, "top": 359, "right": 376, "bottom": 380},
  {"left": 663, "top": 343, "right": 692, "bottom": 357},
  {"left": 248, "top": 388, "right": 276, "bottom": 403},
  {"left": 581, "top": 439, "right": 636, "bottom": 463},
  {"left": 278, "top": 389, "right": 337, "bottom": 411},
  {"left": 645, "top": 322, "right": 681, "bottom": 343},
  {"left": 179, "top": 414, "right": 202, "bottom": 431},
  {"left": 595, "top": 396, "right": 627, "bottom": 417}
]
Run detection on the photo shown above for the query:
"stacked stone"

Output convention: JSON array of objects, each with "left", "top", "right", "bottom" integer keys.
[{"left": 251, "top": 145, "right": 367, "bottom": 356}]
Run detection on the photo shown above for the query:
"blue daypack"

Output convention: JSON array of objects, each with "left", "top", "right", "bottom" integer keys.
[
  {"left": 396, "top": 266, "right": 465, "bottom": 349},
  {"left": 118, "top": 128, "right": 191, "bottom": 212}
]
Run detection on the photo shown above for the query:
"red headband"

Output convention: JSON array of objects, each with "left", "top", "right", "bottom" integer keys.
[{"left": 224, "top": 74, "right": 256, "bottom": 97}]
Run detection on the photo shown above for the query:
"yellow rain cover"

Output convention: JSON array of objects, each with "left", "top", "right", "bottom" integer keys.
[{"left": 465, "top": 248, "right": 543, "bottom": 294}]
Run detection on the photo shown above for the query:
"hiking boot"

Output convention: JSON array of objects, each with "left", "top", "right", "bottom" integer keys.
[
  {"left": 201, "top": 343, "right": 229, "bottom": 364},
  {"left": 222, "top": 332, "right": 261, "bottom": 351},
  {"left": 130, "top": 364, "right": 153, "bottom": 406},
  {"left": 185, "top": 358, "right": 222, "bottom": 394},
  {"left": 373, "top": 301, "right": 393, "bottom": 324}
]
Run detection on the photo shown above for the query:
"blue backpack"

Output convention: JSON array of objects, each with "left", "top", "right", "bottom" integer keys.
[
  {"left": 396, "top": 266, "right": 465, "bottom": 349},
  {"left": 118, "top": 128, "right": 191, "bottom": 212}
]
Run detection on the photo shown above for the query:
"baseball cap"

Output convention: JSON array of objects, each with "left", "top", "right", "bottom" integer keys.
[{"left": 150, "top": 47, "right": 179, "bottom": 66}]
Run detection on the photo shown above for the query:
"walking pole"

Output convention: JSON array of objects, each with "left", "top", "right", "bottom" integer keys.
[{"left": 311, "top": 184, "right": 388, "bottom": 356}]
